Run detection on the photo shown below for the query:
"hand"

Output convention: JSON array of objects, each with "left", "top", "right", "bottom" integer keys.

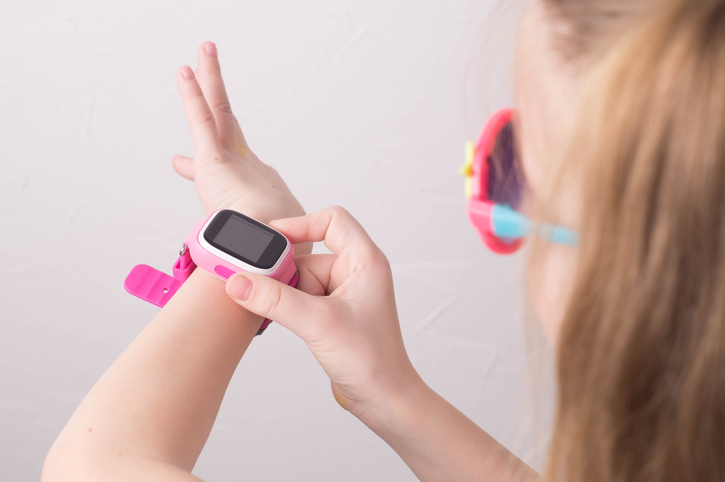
[
  {"left": 174, "top": 41, "right": 309, "bottom": 255},
  {"left": 223, "top": 206, "right": 423, "bottom": 419}
]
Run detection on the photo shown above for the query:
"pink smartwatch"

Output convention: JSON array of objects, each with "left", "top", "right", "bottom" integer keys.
[{"left": 124, "top": 209, "right": 299, "bottom": 335}]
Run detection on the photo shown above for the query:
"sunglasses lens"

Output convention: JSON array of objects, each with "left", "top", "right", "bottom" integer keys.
[{"left": 486, "top": 121, "right": 524, "bottom": 210}]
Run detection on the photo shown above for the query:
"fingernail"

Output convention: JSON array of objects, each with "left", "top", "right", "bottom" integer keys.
[
  {"left": 181, "top": 66, "right": 194, "bottom": 80},
  {"left": 228, "top": 275, "right": 253, "bottom": 302},
  {"left": 205, "top": 42, "right": 217, "bottom": 58}
]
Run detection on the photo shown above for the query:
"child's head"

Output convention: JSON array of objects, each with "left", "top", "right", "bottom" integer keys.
[{"left": 514, "top": 0, "right": 725, "bottom": 479}]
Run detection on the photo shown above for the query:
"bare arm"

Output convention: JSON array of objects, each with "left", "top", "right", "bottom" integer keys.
[
  {"left": 358, "top": 376, "right": 540, "bottom": 482},
  {"left": 44, "top": 40, "right": 310, "bottom": 481},
  {"left": 42, "top": 269, "right": 260, "bottom": 481}
]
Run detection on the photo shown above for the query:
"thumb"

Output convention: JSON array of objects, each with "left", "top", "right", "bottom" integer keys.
[
  {"left": 171, "top": 154, "right": 195, "bottom": 180},
  {"left": 225, "top": 271, "right": 324, "bottom": 339}
]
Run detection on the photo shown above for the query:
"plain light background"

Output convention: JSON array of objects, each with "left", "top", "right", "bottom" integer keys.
[{"left": 0, "top": 0, "right": 556, "bottom": 480}]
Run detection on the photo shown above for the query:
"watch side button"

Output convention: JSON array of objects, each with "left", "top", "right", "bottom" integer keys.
[{"left": 214, "top": 265, "right": 235, "bottom": 280}]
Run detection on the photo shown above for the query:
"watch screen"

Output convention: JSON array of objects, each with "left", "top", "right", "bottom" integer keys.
[{"left": 203, "top": 210, "right": 288, "bottom": 269}]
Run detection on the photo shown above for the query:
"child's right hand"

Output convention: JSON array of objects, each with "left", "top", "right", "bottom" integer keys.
[{"left": 225, "top": 206, "right": 422, "bottom": 418}]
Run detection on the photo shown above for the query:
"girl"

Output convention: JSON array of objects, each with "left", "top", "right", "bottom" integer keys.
[{"left": 43, "top": 0, "right": 725, "bottom": 480}]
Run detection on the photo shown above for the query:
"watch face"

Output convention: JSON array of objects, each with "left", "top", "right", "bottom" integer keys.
[{"left": 203, "top": 210, "right": 289, "bottom": 270}]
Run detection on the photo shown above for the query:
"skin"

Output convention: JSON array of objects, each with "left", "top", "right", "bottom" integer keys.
[
  {"left": 515, "top": 0, "right": 579, "bottom": 344},
  {"left": 43, "top": 1, "right": 574, "bottom": 478}
]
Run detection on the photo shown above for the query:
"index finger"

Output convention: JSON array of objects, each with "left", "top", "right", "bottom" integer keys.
[
  {"left": 177, "top": 65, "right": 222, "bottom": 158},
  {"left": 270, "top": 206, "right": 379, "bottom": 259}
]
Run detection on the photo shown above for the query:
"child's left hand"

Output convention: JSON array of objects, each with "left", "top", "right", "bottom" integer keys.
[{"left": 173, "top": 42, "right": 308, "bottom": 242}]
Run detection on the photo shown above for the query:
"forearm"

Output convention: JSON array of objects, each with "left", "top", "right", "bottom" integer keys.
[
  {"left": 44, "top": 268, "right": 261, "bottom": 478},
  {"left": 357, "top": 376, "right": 540, "bottom": 482}
]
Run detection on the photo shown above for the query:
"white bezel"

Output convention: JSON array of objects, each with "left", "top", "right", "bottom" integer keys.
[{"left": 198, "top": 210, "right": 290, "bottom": 276}]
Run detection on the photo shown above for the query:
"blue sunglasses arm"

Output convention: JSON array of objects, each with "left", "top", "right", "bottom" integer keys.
[
  {"left": 490, "top": 204, "right": 530, "bottom": 238},
  {"left": 491, "top": 204, "right": 579, "bottom": 246}
]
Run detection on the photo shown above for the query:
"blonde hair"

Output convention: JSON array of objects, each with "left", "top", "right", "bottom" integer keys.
[{"left": 537, "top": 0, "right": 725, "bottom": 480}]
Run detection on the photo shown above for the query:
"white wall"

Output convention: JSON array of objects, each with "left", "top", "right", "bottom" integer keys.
[{"left": 0, "top": 0, "right": 554, "bottom": 480}]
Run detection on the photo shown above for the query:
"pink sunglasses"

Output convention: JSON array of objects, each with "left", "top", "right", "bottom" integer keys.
[{"left": 460, "top": 109, "right": 578, "bottom": 254}]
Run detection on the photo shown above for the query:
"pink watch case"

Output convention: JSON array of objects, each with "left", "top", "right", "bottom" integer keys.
[{"left": 124, "top": 210, "right": 299, "bottom": 335}]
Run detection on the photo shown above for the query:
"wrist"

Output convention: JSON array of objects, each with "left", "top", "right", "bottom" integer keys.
[
  {"left": 352, "top": 367, "right": 430, "bottom": 434},
  {"left": 168, "top": 268, "right": 264, "bottom": 337}
]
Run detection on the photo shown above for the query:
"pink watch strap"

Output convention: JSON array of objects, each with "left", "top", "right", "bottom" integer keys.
[
  {"left": 124, "top": 249, "right": 298, "bottom": 336},
  {"left": 256, "top": 271, "right": 299, "bottom": 334},
  {"left": 124, "top": 249, "right": 196, "bottom": 308}
]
